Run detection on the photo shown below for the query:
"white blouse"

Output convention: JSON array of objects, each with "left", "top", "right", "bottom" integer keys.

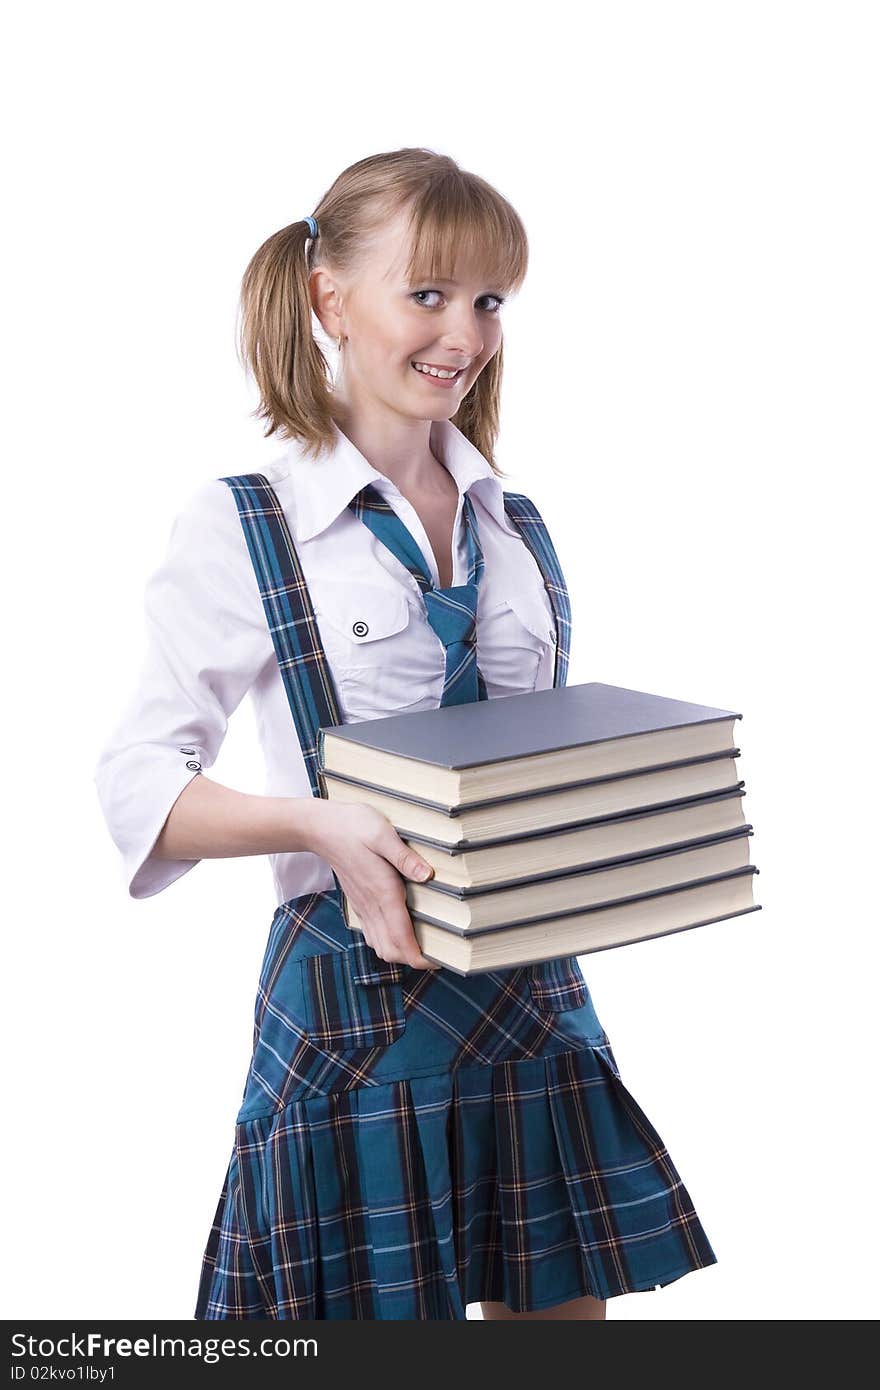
[{"left": 93, "top": 418, "right": 558, "bottom": 905}]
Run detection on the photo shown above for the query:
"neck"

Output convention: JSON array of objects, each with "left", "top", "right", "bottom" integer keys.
[{"left": 331, "top": 397, "right": 451, "bottom": 494}]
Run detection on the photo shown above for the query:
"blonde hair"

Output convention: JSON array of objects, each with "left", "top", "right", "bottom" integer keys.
[{"left": 237, "top": 147, "right": 529, "bottom": 474}]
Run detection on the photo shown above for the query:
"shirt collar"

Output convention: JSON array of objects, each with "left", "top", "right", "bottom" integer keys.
[{"left": 287, "top": 417, "right": 520, "bottom": 543}]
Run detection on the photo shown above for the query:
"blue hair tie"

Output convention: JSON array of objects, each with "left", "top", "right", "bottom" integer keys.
[{"left": 303, "top": 215, "right": 319, "bottom": 239}]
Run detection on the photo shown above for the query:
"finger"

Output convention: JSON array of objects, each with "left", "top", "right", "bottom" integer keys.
[
  {"left": 374, "top": 918, "right": 441, "bottom": 972},
  {"left": 376, "top": 824, "right": 434, "bottom": 882}
]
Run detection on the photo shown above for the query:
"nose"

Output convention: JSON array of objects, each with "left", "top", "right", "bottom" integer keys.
[{"left": 441, "top": 306, "right": 486, "bottom": 361}]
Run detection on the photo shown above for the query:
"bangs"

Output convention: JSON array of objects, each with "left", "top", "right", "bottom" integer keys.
[{"left": 398, "top": 181, "right": 528, "bottom": 295}]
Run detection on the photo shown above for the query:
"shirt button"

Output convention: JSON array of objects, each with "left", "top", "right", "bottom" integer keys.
[
  {"left": 186, "top": 761, "right": 202, "bottom": 771},
  {"left": 352, "top": 620, "right": 369, "bottom": 637}
]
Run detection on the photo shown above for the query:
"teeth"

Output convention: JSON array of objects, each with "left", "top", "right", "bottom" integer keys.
[{"left": 412, "top": 362, "right": 461, "bottom": 379}]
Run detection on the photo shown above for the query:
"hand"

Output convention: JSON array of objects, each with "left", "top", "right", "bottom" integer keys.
[{"left": 309, "top": 801, "right": 441, "bottom": 971}]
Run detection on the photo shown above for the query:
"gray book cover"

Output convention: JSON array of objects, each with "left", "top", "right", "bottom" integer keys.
[
  {"left": 320, "top": 747, "right": 743, "bottom": 816},
  {"left": 415, "top": 825, "right": 756, "bottom": 899},
  {"left": 395, "top": 785, "right": 747, "bottom": 852},
  {"left": 411, "top": 865, "right": 761, "bottom": 937},
  {"left": 318, "top": 681, "right": 742, "bottom": 772}
]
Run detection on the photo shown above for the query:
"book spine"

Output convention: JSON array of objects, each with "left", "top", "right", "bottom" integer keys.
[{"left": 317, "top": 727, "right": 331, "bottom": 803}]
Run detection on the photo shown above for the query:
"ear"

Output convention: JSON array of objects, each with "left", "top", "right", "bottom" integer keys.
[{"left": 309, "top": 265, "right": 345, "bottom": 343}]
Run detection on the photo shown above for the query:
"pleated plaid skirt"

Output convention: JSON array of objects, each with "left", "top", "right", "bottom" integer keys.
[
  {"left": 193, "top": 884, "right": 718, "bottom": 1320},
  {"left": 193, "top": 472, "right": 718, "bottom": 1319}
]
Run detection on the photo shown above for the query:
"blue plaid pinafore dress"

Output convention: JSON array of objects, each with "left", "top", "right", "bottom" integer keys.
[{"left": 194, "top": 475, "right": 718, "bottom": 1320}]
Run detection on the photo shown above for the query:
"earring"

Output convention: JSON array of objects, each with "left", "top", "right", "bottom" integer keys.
[{"left": 337, "top": 335, "right": 344, "bottom": 351}]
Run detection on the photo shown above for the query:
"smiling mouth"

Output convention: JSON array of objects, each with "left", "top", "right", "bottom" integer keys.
[{"left": 411, "top": 361, "right": 465, "bottom": 380}]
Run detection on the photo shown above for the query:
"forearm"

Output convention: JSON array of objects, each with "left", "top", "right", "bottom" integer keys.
[{"left": 152, "top": 773, "right": 331, "bottom": 861}]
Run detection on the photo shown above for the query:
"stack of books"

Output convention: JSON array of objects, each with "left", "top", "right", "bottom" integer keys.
[{"left": 316, "top": 682, "right": 762, "bottom": 975}]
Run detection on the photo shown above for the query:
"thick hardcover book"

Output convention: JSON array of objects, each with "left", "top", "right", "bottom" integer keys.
[
  {"left": 347, "top": 872, "right": 763, "bottom": 975},
  {"left": 320, "top": 749, "right": 743, "bottom": 846},
  {"left": 317, "top": 681, "right": 742, "bottom": 807},
  {"left": 399, "top": 829, "right": 756, "bottom": 931},
  {"left": 336, "top": 785, "right": 751, "bottom": 897}
]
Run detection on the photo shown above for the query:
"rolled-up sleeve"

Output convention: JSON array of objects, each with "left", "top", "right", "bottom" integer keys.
[{"left": 93, "top": 478, "right": 272, "bottom": 898}]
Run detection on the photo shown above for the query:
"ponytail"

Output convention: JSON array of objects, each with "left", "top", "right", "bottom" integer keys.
[{"left": 237, "top": 217, "right": 336, "bottom": 459}]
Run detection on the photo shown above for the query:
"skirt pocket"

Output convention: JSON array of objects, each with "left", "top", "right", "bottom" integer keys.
[
  {"left": 527, "top": 955, "right": 589, "bottom": 1013},
  {"left": 299, "top": 942, "right": 408, "bottom": 1050}
]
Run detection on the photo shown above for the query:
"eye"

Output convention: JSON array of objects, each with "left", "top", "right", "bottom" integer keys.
[
  {"left": 411, "top": 289, "right": 443, "bottom": 308},
  {"left": 411, "top": 290, "right": 506, "bottom": 313}
]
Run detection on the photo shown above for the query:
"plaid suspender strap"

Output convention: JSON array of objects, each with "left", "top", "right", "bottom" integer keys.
[
  {"left": 218, "top": 474, "right": 343, "bottom": 800},
  {"left": 499, "top": 491, "right": 572, "bottom": 689}
]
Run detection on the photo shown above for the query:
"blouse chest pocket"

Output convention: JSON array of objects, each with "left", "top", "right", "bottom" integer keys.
[
  {"left": 478, "top": 586, "right": 557, "bottom": 694},
  {"left": 503, "top": 588, "right": 556, "bottom": 647},
  {"left": 312, "top": 578, "right": 434, "bottom": 714},
  {"left": 313, "top": 578, "right": 412, "bottom": 657}
]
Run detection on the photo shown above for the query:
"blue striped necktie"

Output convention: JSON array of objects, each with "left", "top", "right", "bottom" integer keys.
[{"left": 348, "top": 483, "right": 488, "bottom": 705}]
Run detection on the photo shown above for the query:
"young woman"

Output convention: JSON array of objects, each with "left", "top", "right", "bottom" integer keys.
[{"left": 94, "top": 147, "right": 718, "bottom": 1321}]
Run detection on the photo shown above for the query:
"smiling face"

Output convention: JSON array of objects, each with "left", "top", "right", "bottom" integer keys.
[{"left": 309, "top": 204, "right": 508, "bottom": 425}]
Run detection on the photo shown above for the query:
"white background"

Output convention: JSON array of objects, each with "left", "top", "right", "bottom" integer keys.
[{"left": 3, "top": 0, "right": 877, "bottom": 1322}]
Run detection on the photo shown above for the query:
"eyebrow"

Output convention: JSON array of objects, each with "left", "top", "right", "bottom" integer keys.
[{"left": 406, "top": 276, "right": 506, "bottom": 292}]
